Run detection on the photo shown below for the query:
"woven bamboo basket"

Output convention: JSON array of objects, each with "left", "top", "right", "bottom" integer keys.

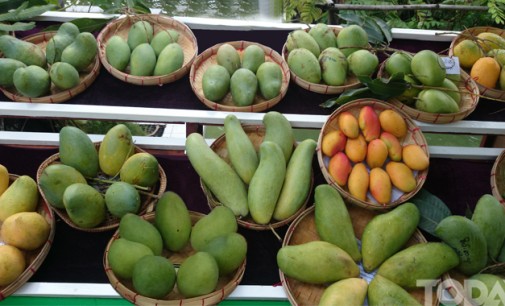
[
  {"left": 201, "top": 125, "right": 313, "bottom": 230},
  {"left": 281, "top": 26, "right": 363, "bottom": 95},
  {"left": 0, "top": 174, "right": 56, "bottom": 301},
  {"left": 104, "top": 211, "right": 246, "bottom": 306},
  {"left": 36, "top": 144, "right": 167, "bottom": 232},
  {"left": 97, "top": 14, "right": 198, "bottom": 86},
  {"left": 317, "top": 99, "right": 429, "bottom": 210},
  {"left": 0, "top": 31, "right": 100, "bottom": 103},
  {"left": 491, "top": 149, "right": 505, "bottom": 204},
  {"left": 189, "top": 40, "right": 290, "bottom": 112},
  {"left": 377, "top": 60, "right": 480, "bottom": 124},
  {"left": 279, "top": 205, "right": 436, "bottom": 306},
  {"left": 449, "top": 26, "right": 505, "bottom": 102}
]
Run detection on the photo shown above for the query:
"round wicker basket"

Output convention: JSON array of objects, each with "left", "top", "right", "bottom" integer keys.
[
  {"left": 279, "top": 205, "right": 435, "bottom": 306},
  {"left": 36, "top": 144, "right": 167, "bottom": 232},
  {"left": 377, "top": 60, "right": 480, "bottom": 124},
  {"left": 189, "top": 40, "right": 290, "bottom": 112},
  {"left": 449, "top": 26, "right": 505, "bottom": 102},
  {"left": 0, "top": 31, "right": 100, "bottom": 103},
  {"left": 201, "top": 125, "right": 313, "bottom": 230},
  {"left": 281, "top": 26, "right": 363, "bottom": 95},
  {"left": 491, "top": 149, "right": 505, "bottom": 204},
  {"left": 316, "top": 99, "right": 429, "bottom": 210},
  {"left": 104, "top": 211, "right": 246, "bottom": 306},
  {"left": 97, "top": 14, "right": 198, "bottom": 86},
  {"left": 0, "top": 174, "right": 56, "bottom": 301}
]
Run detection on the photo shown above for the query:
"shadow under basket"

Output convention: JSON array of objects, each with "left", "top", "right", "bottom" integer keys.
[{"left": 36, "top": 144, "right": 167, "bottom": 232}]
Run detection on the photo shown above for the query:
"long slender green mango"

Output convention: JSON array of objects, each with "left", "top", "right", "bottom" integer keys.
[
  {"left": 263, "top": 111, "right": 294, "bottom": 163},
  {"left": 313, "top": 184, "right": 361, "bottom": 262},
  {"left": 368, "top": 275, "right": 422, "bottom": 306},
  {"left": 185, "top": 133, "right": 248, "bottom": 217},
  {"left": 471, "top": 194, "right": 505, "bottom": 261},
  {"left": 0, "top": 35, "right": 46, "bottom": 67},
  {"left": 318, "top": 278, "right": 367, "bottom": 306}
]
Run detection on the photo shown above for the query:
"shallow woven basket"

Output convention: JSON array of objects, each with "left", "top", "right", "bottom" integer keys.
[
  {"left": 190, "top": 40, "right": 290, "bottom": 112},
  {"left": 97, "top": 14, "right": 198, "bottom": 86},
  {"left": 0, "top": 31, "right": 100, "bottom": 103},
  {"left": 36, "top": 144, "right": 167, "bottom": 232},
  {"left": 491, "top": 149, "right": 505, "bottom": 204},
  {"left": 449, "top": 26, "right": 505, "bottom": 102},
  {"left": 279, "top": 205, "right": 435, "bottom": 306},
  {"left": 317, "top": 99, "right": 429, "bottom": 210},
  {"left": 0, "top": 174, "right": 56, "bottom": 301},
  {"left": 104, "top": 211, "right": 246, "bottom": 306},
  {"left": 201, "top": 125, "right": 313, "bottom": 230},
  {"left": 377, "top": 60, "right": 480, "bottom": 124},
  {"left": 281, "top": 26, "right": 363, "bottom": 95}
]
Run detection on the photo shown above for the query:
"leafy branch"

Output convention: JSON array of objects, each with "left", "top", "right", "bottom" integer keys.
[{"left": 0, "top": 1, "right": 56, "bottom": 33}]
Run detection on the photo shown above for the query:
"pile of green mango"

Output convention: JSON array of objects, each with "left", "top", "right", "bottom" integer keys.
[
  {"left": 107, "top": 194, "right": 247, "bottom": 299},
  {"left": 105, "top": 20, "right": 184, "bottom": 76},
  {"left": 186, "top": 111, "right": 316, "bottom": 225},
  {"left": 202, "top": 43, "right": 283, "bottom": 106},
  {"left": 385, "top": 49, "right": 462, "bottom": 114},
  {"left": 38, "top": 123, "right": 161, "bottom": 228},
  {"left": 277, "top": 186, "right": 461, "bottom": 305},
  {"left": 285, "top": 23, "right": 378, "bottom": 86},
  {"left": 0, "top": 22, "right": 97, "bottom": 98}
]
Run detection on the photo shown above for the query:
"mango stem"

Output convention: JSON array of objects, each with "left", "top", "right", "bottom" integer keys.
[
  {"left": 88, "top": 177, "right": 151, "bottom": 191},
  {"left": 269, "top": 224, "right": 282, "bottom": 243}
]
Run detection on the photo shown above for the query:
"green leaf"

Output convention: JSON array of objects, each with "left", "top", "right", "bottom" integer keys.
[
  {"left": 43, "top": 18, "right": 112, "bottom": 33},
  {"left": 132, "top": 3, "right": 151, "bottom": 14},
  {"left": 362, "top": 18, "right": 384, "bottom": 45},
  {"left": 338, "top": 12, "right": 364, "bottom": 26},
  {"left": 0, "top": 2, "right": 27, "bottom": 22},
  {"left": 0, "top": 21, "right": 34, "bottom": 31},
  {"left": 320, "top": 87, "right": 374, "bottom": 108},
  {"left": 371, "top": 16, "right": 392, "bottom": 44},
  {"left": 11, "top": 4, "right": 56, "bottom": 21},
  {"left": 357, "top": 72, "right": 409, "bottom": 99},
  {"left": 410, "top": 189, "right": 452, "bottom": 236}
]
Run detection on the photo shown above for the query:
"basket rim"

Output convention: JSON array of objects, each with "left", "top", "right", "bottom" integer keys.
[
  {"left": 96, "top": 13, "right": 198, "bottom": 86},
  {"left": 35, "top": 143, "right": 167, "bottom": 232},
  {"left": 0, "top": 31, "right": 100, "bottom": 103},
  {"left": 491, "top": 149, "right": 505, "bottom": 204},
  {"left": 189, "top": 40, "right": 290, "bottom": 112}
]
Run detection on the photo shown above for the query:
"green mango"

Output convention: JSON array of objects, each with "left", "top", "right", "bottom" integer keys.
[
  {"left": 108, "top": 237, "right": 153, "bottom": 279},
  {"left": 0, "top": 35, "right": 46, "bottom": 67},
  {"left": 471, "top": 194, "right": 505, "bottom": 261},
  {"left": 132, "top": 255, "right": 176, "bottom": 299},
  {"left": 61, "top": 32, "right": 97, "bottom": 71},
  {"left": 104, "top": 182, "right": 140, "bottom": 218},
  {"left": 13, "top": 65, "right": 50, "bottom": 98},
  {"left": 256, "top": 61, "right": 282, "bottom": 100},
  {"left": 411, "top": 49, "right": 446, "bottom": 86},
  {"left": 105, "top": 35, "right": 130, "bottom": 72},
  {"left": 201, "top": 232, "right": 247, "bottom": 275},
  {"left": 153, "top": 43, "right": 184, "bottom": 76},
  {"left": 119, "top": 213, "right": 163, "bottom": 256},
  {"left": 336, "top": 25, "right": 368, "bottom": 57},
  {"left": 263, "top": 111, "right": 294, "bottom": 162},
  {"left": 362, "top": 202, "right": 420, "bottom": 272},
  {"left": 347, "top": 49, "right": 379, "bottom": 77},
  {"left": 368, "top": 275, "right": 422, "bottom": 306},
  {"left": 498, "top": 242, "right": 505, "bottom": 263},
  {"left": 129, "top": 43, "right": 156, "bottom": 76},
  {"left": 435, "top": 215, "right": 488, "bottom": 275},
  {"left": 49, "top": 62, "right": 80, "bottom": 90},
  {"left": 230, "top": 68, "right": 258, "bottom": 106},
  {"left": 242, "top": 44, "right": 265, "bottom": 73},
  {"left": 177, "top": 252, "right": 219, "bottom": 298},
  {"left": 38, "top": 164, "right": 87, "bottom": 209},
  {"left": 277, "top": 240, "right": 360, "bottom": 284},
  {"left": 98, "top": 124, "right": 134, "bottom": 176},
  {"left": 319, "top": 47, "right": 347, "bottom": 86},
  {"left": 127, "top": 21, "right": 154, "bottom": 50},
  {"left": 248, "top": 141, "right": 286, "bottom": 225},
  {"left": 154, "top": 191, "right": 192, "bottom": 252},
  {"left": 0, "top": 175, "right": 38, "bottom": 222},
  {"left": 314, "top": 184, "right": 361, "bottom": 262},
  {"left": 59, "top": 126, "right": 99, "bottom": 178},
  {"left": 308, "top": 23, "right": 337, "bottom": 51},
  {"left": 397, "top": 75, "right": 421, "bottom": 106},
  {"left": 318, "top": 278, "right": 367, "bottom": 306},
  {"left": 441, "top": 78, "right": 461, "bottom": 106},
  {"left": 467, "top": 273, "right": 505, "bottom": 305},
  {"left": 151, "top": 29, "right": 179, "bottom": 57},
  {"left": 286, "top": 29, "right": 320, "bottom": 58},
  {"left": 202, "top": 64, "right": 230, "bottom": 102},
  {"left": 0, "top": 58, "right": 25, "bottom": 87},
  {"left": 46, "top": 22, "right": 80, "bottom": 64},
  {"left": 119, "top": 152, "right": 159, "bottom": 188},
  {"left": 224, "top": 114, "right": 258, "bottom": 185},
  {"left": 385, "top": 51, "right": 412, "bottom": 76},
  {"left": 287, "top": 47, "right": 321, "bottom": 83},
  {"left": 190, "top": 205, "right": 237, "bottom": 251},
  {"left": 416, "top": 89, "right": 460, "bottom": 114},
  {"left": 377, "top": 242, "right": 460, "bottom": 289},
  {"left": 63, "top": 183, "right": 106, "bottom": 228},
  {"left": 216, "top": 43, "right": 241, "bottom": 75}
]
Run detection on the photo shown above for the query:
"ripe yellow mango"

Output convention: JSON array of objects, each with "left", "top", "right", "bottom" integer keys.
[
  {"left": 380, "top": 132, "right": 402, "bottom": 161},
  {"left": 321, "top": 130, "right": 347, "bottom": 157},
  {"left": 347, "top": 162, "right": 369, "bottom": 202},
  {"left": 379, "top": 109, "right": 407, "bottom": 138},
  {"left": 358, "top": 106, "right": 380, "bottom": 142},
  {"left": 338, "top": 111, "right": 359, "bottom": 139},
  {"left": 402, "top": 144, "right": 429, "bottom": 171},
  {"left": 366, "top": 139, "right": 388, "bottom": 169},
  {"left": 385, "top": 161, "right": 417, "bottom": 193},
  {"left": 328, "top": 152, "right": 352, "bottom": 187},
  {"left": 369, "top": 168, "right": 391, "bottom": 205},
  {"left": 345, "top": 134, "right": 367, "bottom": 163}
]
